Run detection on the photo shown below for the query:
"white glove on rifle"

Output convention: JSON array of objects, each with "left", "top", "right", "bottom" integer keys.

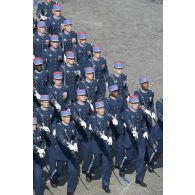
[
  {"left": 132, "top": 130, "right": 138, "bottom": 140},
  {"left": 67, "top": 143, "right": 75, "bottom": 151},
  {"left": 42, "top": 126, "right": 50, "bottom": 133},
  {"left": 40, "top": 15, "right": 47, "bottom": 20},
  {"left": 35, "top": 91, "right": 41, "bottom": 100},
  {"left": 151, "top": 112, "right": 156, "bottom": 120},
  {"left": 100, "top": 134, "right": 109, "bottom": 142},
  {"left": 54, "top": 102, "right": 61, "bottom": 111},
  {"left": 143, "top": 132, "right": 148, "bottom": 139},
  {"left": 123, "top": 123, "right": 127, "bottom": 128},
  {"left": 112, "top": 117, "right": 118, "bottom": 126},
  {"left": 80, "top": 120, "right": 87, "bottom": 129},
  {"left": 37, "top": 148, "right": 45, "bottom": 158},
  {"left": 73, "top": 143, "right": 78, "bottom": 152},
  {"left": 89, "top": 102, "right": 94, "bottom": 111},
  {"left": 53, "top": 129, "right": 56, "bottom": 137},
  {"left": 144, "top": 109, "right": 151, "bottom": 116},
  {"left": 108, "top": 137, "right": 112, "bottom": 145}
]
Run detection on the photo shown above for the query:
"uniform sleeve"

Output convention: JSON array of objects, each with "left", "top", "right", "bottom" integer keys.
[
  {"left": 122, "top": 110, "right": 133, "bottom": 131},
  {"left": 56, "top": 124, "right": 69, "bottom": 147},
  {"left": 141, "top": 110, "right": 148, "bottom": 133},
  {"left": 150, "top": 91, "right": 155, "bottom": 112},
  {"left": 70, "top": 104, "right": 81, "bottom": 123},
  {"left": 103, "top": 59, "right": 109, "bottom": 79},
  {"left": 156, "top": 100, "right": 163, "bottom": 122},
  {"left": 106, "top": 75, "right": 115, "bottom": 87},
  {"left": 123, "top": 74, "right": 130, "bottom": 97},
  {"left": 36, "top": 3, "right": 42, "bottom": 18}
]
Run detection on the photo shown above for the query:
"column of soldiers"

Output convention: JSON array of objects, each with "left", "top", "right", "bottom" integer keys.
[{"left": 33, "top": 2, "right": 163, "bottom": 195}]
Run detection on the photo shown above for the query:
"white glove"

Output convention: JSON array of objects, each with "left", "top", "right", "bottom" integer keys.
[
  {"left": 73, "top": 143, "right": 78, "bottom": 152},
  {"left": 89, "top": 103, "right": 94, "bottom": 111},
  {"left": 132, "top": 130, "right": 138, "bottom": 140},
  {"left": 108, "top": 137, "right": 112, "bottom": 145},
  {"left": 123, "top": 123, "right": 127, "bottom": 128},
  {"left": 62, "top": 92, "right": 67, "bottom": 100},
  {"left": 100, "top": 134, "right": 109, "bottom": 142},
  {"left": 55, "top": 102, "right": 61, "bottom": 111},
  {"left": 35, "top": 91, "right": 41, "bottom": 100},
  {"left": 40, "top": 15, "right": 47, "bottom": 20},
  {"left": 76, "top": 70, "right": 81, "bottom": 76},
  {"left": 144, "top": 109, "right": 151, "bottom": 116},
  {"left": 151, "top": 112, "right": 156, "bottom": 120},
  {"left": 53, "top": 129, "right": 56, "bottom": 137},
  {"left": 37, "top": 148, "right": 45, "bottom": 158},
  {"left": 132, "top": 127, "right": 136, "bottom": 131},
  {"left": 80, "top": 120, "right": 87, "bottom": 129},
  {"left": 143, "top": 132, "right": 148, "bottom": 139},
  {"left": 67, "top": 143, "right": 75, "bottom": 151},
  {"left": 42, "top": 126, "right": 50, "bottom": 133},
  {"left": 112, "top": 117, "right": 118, "bottom": 126}
]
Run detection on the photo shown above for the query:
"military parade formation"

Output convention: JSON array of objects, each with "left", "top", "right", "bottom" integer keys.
[{"left": 33, "top": 1, "right": 163, "bottom": 195}]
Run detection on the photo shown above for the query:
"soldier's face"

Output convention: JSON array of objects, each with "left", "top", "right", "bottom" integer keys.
[
  {"left": 111, "top": 90, "right": 119, "bottom": 98},
  {"left": 114, "top": 68, "right": 122, "bottom": 75},
  {"left": 96, "top": 107, "right": 105, "bottom": 116},
  {"left": 33, "top": 124, "right": 36, "bottom": 131},
  {"left": 86, "top": 73, "right": 94, "bottom": 80},
  {"left": 130, "top": 102, "right": 139, "bottom": 110},
  {"left": 141, "top": 82, "right": 149, "bottom": 91},
  {"left": 34, "top": 65, "right": 42, "bottom": 71},
  {"left": 46, "top": 0, "right": 52, "bottom": 3},
  {"left": 51, "top": 41, "right": 59, "bottom": 49},
  {"left": 62, "top": 116, "right": 71, "bottom": 124},
  {"left": 80, "top": 39, "right": 87, "bottom": 45},
  {"left": 78, "top": 95, "right": 87, "bottom": 102},
  {"left": 38, "top": 26, "right": 46, "bottom": 34},
  {"left": 67, "top": 58, "right": 75, "bottom": 64},
  {"left": 64, "top": 25, "right": 72, "bottom": 32},
  {"left": 93, "top": 52, "right": 101, "bottom": 59},
  {"left": 53, "top": 79, "right": 62, "bottom": 86},
  {"left": 53, "top": 10, "right": 61, "bottom": 17},
  {"left": 41, "top": 100, "right": 49, "bottom": 108}
]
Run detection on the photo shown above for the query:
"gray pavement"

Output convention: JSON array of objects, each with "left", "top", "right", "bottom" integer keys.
[{"left": 34, "top": 0, "right": 163, "bottom": 194}]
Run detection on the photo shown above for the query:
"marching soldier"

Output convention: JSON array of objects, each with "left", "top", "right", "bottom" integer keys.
[
  {"left": 105, "top": 85, "right": 128, "bottom": 176},
  {"left": 50, "top": 109, "right": 78, "bottom": 195},
  {"left": 78, "top": 67, "right": 101, "bottom": 112},
  {"left": 34, "top": 95, "right": 58, "bottom": 175},
  {"left": 122, "top": 95, "right": 148, "bottom": 187},
  {"left": 148, "top": 98, "right": 163, "bottom": 172},
  {"left": 33, "top": 57, "right": 49, "bottom": 108},
  {"left": 107, "top": 61, "right": 130, "bottom": 99},
  {"left": 33, "top": 117, "right": 47, "bottom": 195},
  {"left": 59, "top": 51, "right": 81, "bottom": 103},
  {"left": 48, "top": 71, "right": 68, "bottom": 114},
  {"left": 60, "top": 18, "right": 77, "bottom": 53},
  {"left": 74, "top": 32, "right": 93, "bottom": 75},
  {"left": 36, "top": 0, "right": 58, "bottom": 20},
  {"left": 33, "top": 21, "right": 50, "bottom": 58},
  {"left": 87, "top": 44, "right": 109, "bottom": 98},
  {"left": 134, "top": 76, "right": 155, "bottom": 132},
  {"left": 71, "top": 88, "right": 93, "bottom": 174},
  {"left": 43, "top": 34, "right": 64, "bottom": 84},
  {"left": 87, "top": 101, "right": 112, "bottom": 193},
  {"left": 46, "top": 4, "right": 65, "bottom": 35}
]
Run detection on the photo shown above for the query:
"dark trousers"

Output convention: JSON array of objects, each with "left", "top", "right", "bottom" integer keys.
[{"left": 33, "top": 160, "right": 43, "bottom": 195}]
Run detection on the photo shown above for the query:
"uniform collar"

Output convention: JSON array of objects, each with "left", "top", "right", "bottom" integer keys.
[
  {"left": 110, "top": 95, "right": 117, "bottom": 100},
  {"left": 38, "top": 31, "right": 45, "bottom": 36},
  {"left": 77, "top": 100, "right": 85, "bottom": 105},
  {"left": 64, "top": 30, "right": 69, "bottom": 35},
  {"left": 53, "top": 15, "right": 60, "bottom": 20},
  {"left": 50, "top": 47, "right": 57, "bottom": 51},
  {"left": 62, "top": 121, "right": 69, "bottom": 126},
  {"left": 41, "top": 106, "right": 48, "bottom": 111},
  {"left": 35, "top": 69, "right": 42, "bottom": 74},
  {"left": 79, "top": 42, "right": 86, "bottom": 47},
  {"left": 97, "top": 113, "right": 104, "bottom": 118},
  {"left": 93, "top": 57, "right": 100, "bottom": 61},
  {"left": 140, "top": 88, "right": 148, "bottom": 94},
  {"left": 113, "top": 73, "right": 120, "bottom": 77},
  {"left": 129, "top": 106, "right": 137, "bottom": 113},
  {"left": 54, "top": 84, "right": 62, "bottom": 89},
  {"left": 86, "top": 78, "right": 93, "bottom": 83}
]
